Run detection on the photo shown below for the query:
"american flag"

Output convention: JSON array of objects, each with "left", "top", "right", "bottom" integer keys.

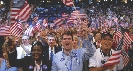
[
  {"left": 71, "top": 10, "right": 80, "bottom": 16},
  {"left": 33, "top": 22, "right": 41, "bottom": 32},
  {"left": 62, "top": 0, "right": 73, "bottom": 6},
  {"left": 113, "top": 31, "right": 132, "bottom": 67},
  {"left": 53, "top": 18, "right": 65, "bottom": 27},
  {"left": 9, "top": 20, "right": 23, "bottom": 37},
  {"left": 113, "top": 31, "right": 133, "bottom": 52},
  {"left": 71, "top": 14, "right": 87, "bottom": 19},
  {"left": 121, "top": 49, "right": 130, "bottom": 67},
  {"left": 67, "top": 17, "right": 76, "bottom": 23},
  {"left": 33, "top": 16, "right": 39, "bottom": 23},
  {"left": 62, "top": 13, "right": 69, "bottom": 19},
  {"left": 10, "top": 0, "right": 31, "bottom": 24},
  {"left": 0, "top": 26, "right": 12, "bottom": 36},
  {"left": 24, "top": 25, "right": 34, "bottom": 36}
]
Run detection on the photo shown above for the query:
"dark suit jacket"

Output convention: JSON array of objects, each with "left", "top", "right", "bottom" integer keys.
[
  {"left": 44, "top": 44, "right": 62, "bottom": 69},
  {"left": 54, "top": 44, "right": 62, "bottom": 54},
  {"left": 8, "top": 50, "right": 51, "bottom": 71},
  {"left": 44, "top": 44, "right": 62, "bottom": 59},
  {"left": 0, "top": 36, "right": 4, "bottom": 57}
]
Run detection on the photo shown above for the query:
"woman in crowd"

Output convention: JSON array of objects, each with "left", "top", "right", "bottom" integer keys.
[
  {"left": 8, "top": 41, "right": 51, "bottom": 71},
  {"left": 73, "top": 35, "right": 81, "bottom": 49},
  {"left": 0, "top": 37, "right": 18, "bottom": 71}
]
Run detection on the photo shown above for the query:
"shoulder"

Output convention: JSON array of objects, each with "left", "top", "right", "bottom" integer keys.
[
  {"left": 54, "top": 51, "right": 63, "bottom": 58},
  {"left": 0, "top": 58, "right": 4, "bottom": 63},
  {"left": 28, "top": 44, "right": 32, "bottom": 47},
  {"left": 95, "top": 48, "right": 100, "bottom": 53},
  {"left": 24, "top": 56, "right": 33, "bottom": 60},
  {"left": 16, "top": 46, "right": 22, "bottom": 50},
  {"left": 111, "top": 49, "right": 115, "bottom": 52},
  {"left": 55, "top": 51, "right": 62, "bottom": 56}
]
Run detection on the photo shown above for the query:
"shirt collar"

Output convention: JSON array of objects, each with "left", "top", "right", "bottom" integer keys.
[
  {"left": 49, "top": 46, "right": 55, "bottom": 51},
  {"left": 100, "top": 48, "right": 112, "bottom": 57}
]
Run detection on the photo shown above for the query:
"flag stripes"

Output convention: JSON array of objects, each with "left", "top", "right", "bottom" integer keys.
[
  {"left": 113, "top": 31, "right": 132, "bottom": 67},
  {"left": 103, "top": 50, "right": 122, "bottom": 67},
  {"left": 53, "top": 18, "right": 64, "bottom": 27},
  {"left": 0, "top": 26, "right": 11, "bottom": 36},
  {"left": 24, "top": 25, "right": 34, "bottom": 36},
  {"left": 62, "top": 0, "right": 73, "bottom": 6},
  {"left": 9, "top": 21, "right": 23, "bottom": 37},
  {"left": 10, "top": 1, "right": 31, "bottom": 24}
]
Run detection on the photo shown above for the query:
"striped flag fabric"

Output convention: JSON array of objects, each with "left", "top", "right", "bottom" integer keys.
[
  {"left": 70, "top": 10, "right": 87, "bottom": 19},
  {"left": 0, "top": 26, "right": 12, "bottom": 36},
  {"left": 121, "top": 49, "right": 130, "bottom": 67},
  {"left": 62, "top": 13, "right": 69, "bottom": 19},
  {"left": 62, "top": 0, "right": 73, "bottom": 6},
  {"left": 53, "top": 18, "right": 65, "bottom": 27},
  {"left": 112, "top": 31, "right": 132, "bottom": 67},
  {"left": 67, "top": 17, "right": 76, "bottom": 23},
  {"left": 24, "top": 25, "right": 34, "bottom": 36},
  {"left": 9, "top": 20, "right": 23, "bottom": 37},
  {"left": 71, "top": 14, "right": 87, "bottom": 19},
  {"left": 33, "top": 22, "right": 41, "bottom": 32},
  {"left": 10, "top": 0, "right": 31, "bottom": 24},
  {"left": 71, "top": 10, "right": 80, "bottom": 16},
  {"left": 113, "top": 31, "right": 133, "bottom": 52}
]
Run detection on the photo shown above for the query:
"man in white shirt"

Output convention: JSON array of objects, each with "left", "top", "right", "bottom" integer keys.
[
  {"left": 89, "top": 33, "right": 123, "bottom": 71},
  {"left": 16, "top": 35, "right": 32, "bottom": 59}
]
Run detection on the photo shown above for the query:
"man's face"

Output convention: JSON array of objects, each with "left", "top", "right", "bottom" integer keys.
[
  {"left": 101, "top": 36, "right": 113, "bottom": 50},
  {"left": 95, "top": 33, "right": 101, "bottom": 43},
  {"left": 22, "top": 39, "right": 29, "bottom": 45},
  {"left": 77, "top": 30, "right": 82, "bottom": 37},
  {"left": 48, "top": 37, "right": 56, "bottom": 47},
  {"left": 62, "top": 35, "right": 73, "bottom": 51}
]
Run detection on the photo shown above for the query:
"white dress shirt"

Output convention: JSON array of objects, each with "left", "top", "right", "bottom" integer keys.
[
  {"left": 49, "top": 46, "right": 55, "bottom": 60},
  {"left": 89, "top": 48, "right": 123, "bottom": 71},
  {"left": 16, "top": 44, "right": 32, "bottom": 59}
]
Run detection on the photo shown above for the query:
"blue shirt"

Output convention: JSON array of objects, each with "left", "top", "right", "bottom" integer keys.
[
  {"left": 51, "top": 39, "right": 96, "bottom": 71},
  {"left": 0, "top": 59, "right": 18, "bottom": 71}
]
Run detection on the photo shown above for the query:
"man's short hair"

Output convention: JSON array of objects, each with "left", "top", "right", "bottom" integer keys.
[
  {"left": 101, "top": 32, "right": 113, "bottom": 39},
  {"left": 61, "top": 31, "right": 73, "bottom": 40},
  {"left": 22, "top": 35, "right": 30, "bottom": 39}
]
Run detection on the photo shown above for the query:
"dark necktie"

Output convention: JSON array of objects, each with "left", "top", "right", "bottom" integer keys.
[{"left": 50, "top": 50, "right": 54, "bottom": 60}]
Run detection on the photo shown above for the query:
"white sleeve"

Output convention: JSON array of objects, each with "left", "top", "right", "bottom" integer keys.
[
  {"left": 16, "top": 47, "right": 22, "bottom": 59},
  {"left": 89, "top": 53, "right": 97, "bottom": 67},
  {"left": 117, "top": 56, "right": 124, "bottom": 70}
]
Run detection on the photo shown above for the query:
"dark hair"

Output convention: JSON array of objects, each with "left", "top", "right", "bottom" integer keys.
[
  {"left": 101, "top": 32, "right": 113, "bottom": 39},
  {"left": 48, "top": 34, "right": 57, "bottom": 42},
  {"left": 6, "top": 38, "right": 14, "bottom": 47},
  {"left": 61, "top": 31, "right": 73, "bottom": 40},
  {"left": 31, "top": 41, "right": 44, "bottom": 53}
]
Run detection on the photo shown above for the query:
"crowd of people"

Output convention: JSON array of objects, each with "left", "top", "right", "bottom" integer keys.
[{"left": 0, "top": 3, "right": 133, "bottom": 71}]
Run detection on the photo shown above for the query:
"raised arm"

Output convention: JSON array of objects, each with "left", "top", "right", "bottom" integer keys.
[
  {"left": 8, "top": 50, "right": 24, "bottom": 67},
  {"left": 82, "top": 39, "right": 96, "bottom": 60}
]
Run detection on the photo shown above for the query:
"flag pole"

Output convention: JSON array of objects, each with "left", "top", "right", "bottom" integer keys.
[
  {"left": 72, "top": 2, "right": 82, "bottom": 23},
  {"left": 10, "top": 0, "right": 12, "bottom": 26}
]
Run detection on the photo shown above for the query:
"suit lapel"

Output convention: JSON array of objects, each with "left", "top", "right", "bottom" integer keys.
[{"left": 28, "top": 57, "right": 35, "bottom": 71}]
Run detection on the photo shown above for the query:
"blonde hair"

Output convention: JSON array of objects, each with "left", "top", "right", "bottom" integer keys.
[
  {"left": 73, "top": 35, "right": 82, "bottom": 48},
  {"left": 73, "top": 35, "right": 78, "bottom": 41}
]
